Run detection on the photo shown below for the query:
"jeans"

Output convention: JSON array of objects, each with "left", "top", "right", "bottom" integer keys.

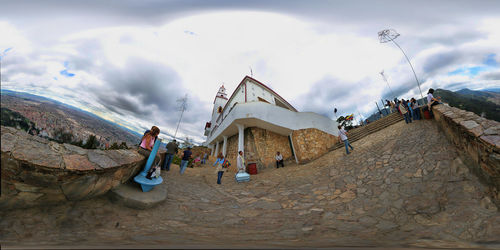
[
  {"left": 413, "top": 108, "right": 421, "bottom": 120},
  {"left": 403, "top": 112, "right": 412, "bottom": 124},
  {"left": 217, "top": 171, "right": 224, "bottom": 184},
  {"left": 180, "top": 160, "right": 188, "bottom": 175},
  {"left": 276, "top": 160, "right": 284, "bottom": 168},
  {"left": 343, "top": 139, "right": 353, "bottom": 154},
  {"left": 162, "top": 153, "right": 174, "bottom": 171}
]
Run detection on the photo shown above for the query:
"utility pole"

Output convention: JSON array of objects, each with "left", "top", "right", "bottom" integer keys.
[
  {"left": 375, "top": 102, "right": 383, "bottom": 118},
  {"left": 174, "top": 94, "right": 188, "bottom": 140},
  {"left": 378, "top": 29, "right": 425, "bottom": 104}
]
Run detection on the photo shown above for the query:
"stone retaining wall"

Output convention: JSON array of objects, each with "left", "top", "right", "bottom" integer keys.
[
  {"left": 292, "top": 128, "right": 337, "bottom": 163},
  {"left": 1, "top": 126, "right": 146, "bottom": 209},
  {"left": 432, "top": 105, "right": 500, "bottom": 202}
]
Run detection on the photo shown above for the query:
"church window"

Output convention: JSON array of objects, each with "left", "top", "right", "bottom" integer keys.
[{"left": 218, "top": 106, "right": 222, "bottom": 113}]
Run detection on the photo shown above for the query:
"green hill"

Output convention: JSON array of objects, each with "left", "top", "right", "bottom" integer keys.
[{"left": 434, "top": 89, "right": 500, "bottom": 122}]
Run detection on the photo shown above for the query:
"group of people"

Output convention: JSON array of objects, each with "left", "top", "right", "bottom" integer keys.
[{"left": 338, "top": 88, "right": 442, "bottom": 155}]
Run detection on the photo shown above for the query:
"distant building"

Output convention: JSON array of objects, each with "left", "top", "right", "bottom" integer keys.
[{"left": 204, "top": 76, "right": 339, "bottom": 169}]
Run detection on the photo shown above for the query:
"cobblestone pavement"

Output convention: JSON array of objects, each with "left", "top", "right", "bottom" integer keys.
[{"left": 1, "top": 120, "right": 499, "bottom": 248}]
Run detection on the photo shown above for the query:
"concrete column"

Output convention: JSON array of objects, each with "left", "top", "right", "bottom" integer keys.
[
  {"left": 222, "top": 136, "right": 228, "bottom": 157},
  {"left": 236, "top": 123, "right": 244, "bottom": 153},
  {"left": 214, "top": 141, "right": 220, "bottom": 157},
  {"left": 210, "top": 144, "right": 214, "bottom": 156}
]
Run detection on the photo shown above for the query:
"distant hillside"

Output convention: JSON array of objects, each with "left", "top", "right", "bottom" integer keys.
[
  {"left": 434, "top": 88, "right": 500, "bottom": 121},
  {"left": 1, "top": 90, "right": 142, "bottom": 147}
]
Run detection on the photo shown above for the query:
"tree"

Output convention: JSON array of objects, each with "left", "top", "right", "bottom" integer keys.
[
  {"left": 119, "top": 141, "right": 128, "bottom": 149},
  {"left": 337, "top": 116, "right": 354, "bottom": 130},
  {"left": 83, "top": 134, "right": 100, "bottom": 149}
]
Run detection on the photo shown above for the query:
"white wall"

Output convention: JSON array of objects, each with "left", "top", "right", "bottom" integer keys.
[
  {"left": 246, "top": 80, "right": 276, "bottom": 104},
  {"left": 207, "top": 102, "right": 339, "bottom": 144}
]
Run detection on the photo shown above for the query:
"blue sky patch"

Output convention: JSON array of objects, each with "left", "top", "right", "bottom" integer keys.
[
  {"left": 448, "top": 53, "right": 498, "bottom": 77},
  {"left": 60, "top": 61, "right": 75, "bottom": 77},
  {"left": 60, "top": 69, "right": 75, "bottom": 77}
]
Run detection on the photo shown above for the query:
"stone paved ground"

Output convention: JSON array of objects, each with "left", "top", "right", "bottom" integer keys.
[{"left": 1, "top": 120, "right": 499, "bottom": 249}]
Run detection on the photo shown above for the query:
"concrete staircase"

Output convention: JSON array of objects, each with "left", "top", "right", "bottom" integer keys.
[{"left": 330, "top": 112, "right": 404, "bottom": 151}]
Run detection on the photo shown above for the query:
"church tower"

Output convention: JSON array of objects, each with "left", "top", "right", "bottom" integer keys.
[{"left": 210, "top": 84, "right": 228, "bottom": 127}]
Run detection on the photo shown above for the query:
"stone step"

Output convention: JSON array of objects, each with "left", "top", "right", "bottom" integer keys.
[{"left": 330, "top": 113, "right": 404, "bottom": 151}]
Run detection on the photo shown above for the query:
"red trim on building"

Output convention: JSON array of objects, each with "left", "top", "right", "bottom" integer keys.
[
  {"left": 213, "top": 95, "right": 228, "bottom": 104},
  {"left": 217, "top": 75, "right": 298, "bottom": 116}
]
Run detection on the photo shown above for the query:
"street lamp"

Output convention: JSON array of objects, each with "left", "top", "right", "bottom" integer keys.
[
  {"left": 378, "top": 29, "right": 425, "bottom": 104},
  {"left": 380, "top": 70, "right": 396, "bottom": 100}
]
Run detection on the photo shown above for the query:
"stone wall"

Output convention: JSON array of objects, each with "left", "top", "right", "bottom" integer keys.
[
  {"left": 250, "top": 127, "right": 293, "bottom": 169},
  {"left": 1, "top": 126, "right": 146, "bottom": 209},
  {"left": 222, "top": 127, "right": 293, "bottom": 172},
  {"left": 432, "top": 105, "right": 500, "bottom": 202},
  {"left": 292, "top": 128, "right": 337, "bottom": 163}
]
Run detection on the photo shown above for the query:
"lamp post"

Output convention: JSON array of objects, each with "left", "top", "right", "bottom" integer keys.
[
  {"left": 380, "top": 70, "right": 396, "bottom": 100},
  {"left": 174, "top": 94, "right": 188, "bottom": 140},
  {"left": 378, "top": 29, "right": 425, "bottom": 104}
]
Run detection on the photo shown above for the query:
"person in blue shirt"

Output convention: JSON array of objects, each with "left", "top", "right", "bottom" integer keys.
[
  {"left": 213, "top": 152, "right": 225, "bottom": 184},
  {"left": 180, "top": 147, "right": 192, "bottom": 175}
]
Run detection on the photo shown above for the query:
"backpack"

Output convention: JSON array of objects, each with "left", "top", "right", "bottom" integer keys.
[{"left": 222, "top": 159, "right": 231, "bottom": 168}]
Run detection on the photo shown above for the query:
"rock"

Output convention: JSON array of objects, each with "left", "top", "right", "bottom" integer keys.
[
  {"left": 460, "top": 120, "right": 479, "bottom": 130},
  {"left": 63, "top": 143, "right": 88, "bottom": 155},
  {"left": 108, "top": 180, "right": 167, "bottom": 209},
  {"left": 301, "top": 227, "right": 313, "bottom": 231},
  {"left": 239, "top": 209, "right": 260, "bottom": 218},
  {"left": 11, "top": 140, "right": 63, "bottom": 169},
  {"left": 17, "top": 191, "right": 43, "bottom": 202},
  {"left": 1, "top": 132, "right": 17, "bottom": 152},
  {"left": 14, "top": 183, "right": 41, "bottom": 193},
  {"left": 480, "top": 197, "right": 498, "bottom": 212},
  {"left": 60, "top": 175, "right": 97, "bottom": 200},
  {"left": 63, "top": 154, "right": 96, "bottom": 171},
  {"left": 250, "top": 200, "right": 282, "bottom": 210},
  {"left": 88, "top": 150, "right": 118, "bottom": 169},
  {"left": 403, "top": 196, "right": 441, "bottom": 215},
  {"left": 483, "top": 126, "right": 499, "bottom": 135},
  {"left": 480, "top": 135, "right": 500, "bottom": 148},
  {"left": 413, "top": 169, "right": 423, "bottom": 178},
  {"left": 470, "top": 126, "right": 484, "bottom": 137},
  {"left": 375, "top": 220, "right": 398, "bottom": 231},
  {"left": 340, "top": 190, "right": 356, "bottom": 202},
  {"left": 358, "top": 216, "right": 378, "bottom": 226},
  {"left": 414, "top": 214, "right": 439, "bottom": 226}
]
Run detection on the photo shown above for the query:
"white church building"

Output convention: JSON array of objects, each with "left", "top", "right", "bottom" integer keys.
[{"left": 204, "top": 76, "right": 339, "bottom": 170}]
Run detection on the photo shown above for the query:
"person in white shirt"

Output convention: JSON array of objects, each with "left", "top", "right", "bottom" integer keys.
[
  {"left": 275, "top": 151, "right": 284, "bottom": 168},
  {"left": 237, "top": 151, "right": 246, "bottom": 173},
  {"left": 338, "top": 125, "right": 354, "bottom": 155}
]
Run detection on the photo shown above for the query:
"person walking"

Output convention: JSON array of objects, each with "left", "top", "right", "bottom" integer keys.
[
  {"left": 398, "top": 100, "right": 412, "bottom": 124},
  {"left": 275, "top": 151, "right": 284, "bottom": 168},
  {"left": 162, "top": 139, "right": 178, "bottom": 171},
  {"left": 338, "top": 125, "right": 354, "bottom": 155},
  {"left": 179, "top": 147, "right": 192, "bottom": 175},
  {"left": 213, "top": 152, "right": 226, "bottom": 184},
  {"left": 237, "top": 151, "right": 246, "bottom": 173}
]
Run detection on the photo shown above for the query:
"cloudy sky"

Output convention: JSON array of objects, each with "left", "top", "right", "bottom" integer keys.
[{"left": 1, "top": 0, "right": 499, "bottom": 144}]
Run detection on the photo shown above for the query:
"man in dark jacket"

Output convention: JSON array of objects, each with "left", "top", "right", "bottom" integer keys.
[{"left": 162, "top": 139, "right": 178, "bottom": 171}]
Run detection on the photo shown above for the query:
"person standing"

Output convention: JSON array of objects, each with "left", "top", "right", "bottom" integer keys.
[
  {"left": 213, "top": 152, "right": 225, "bottom": 184},
  {"left": 410, "top": 98, "right": 421, "bottom": 120},
  {"left": 275, "top": 151, "right": 284, "bottom": 168},
  {"left": 202, "top": 153, "right": 208, "bottom": 164},
  {"left": 398, "top": 100, "right": 412, "bottom": 124},
  {"left": 237, "top": 151, "right": 246, "bottom": 173},
  {"left": 179, "top": 147, "right": 192, "bottom": 175},
  {"left": 162, "top": 139, "right": 178, "bottom": 171},
  {"left": 338, "top": 125, "right": 354, "bottom": 155}
]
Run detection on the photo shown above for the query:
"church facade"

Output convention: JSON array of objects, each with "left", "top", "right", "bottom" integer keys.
[{"left": 204, "top": 76, "right": 339, "bottom": 170}]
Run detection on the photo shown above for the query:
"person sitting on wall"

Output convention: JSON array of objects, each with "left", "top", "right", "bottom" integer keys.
[
  {"left": 275, "top": 151, "right": 284, "bottom": 168},
  {"left": 427, "top": 88, "right": 441, "bottom": 108},
  {"left": 138, "top": 126, "right": 161, "bottom": 168}
]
